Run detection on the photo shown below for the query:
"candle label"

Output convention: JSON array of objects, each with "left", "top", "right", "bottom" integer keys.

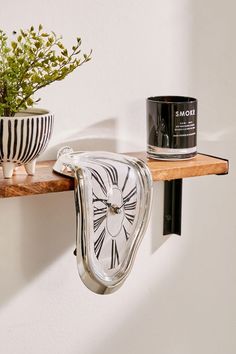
[{"left": 173, "top": 111, "right": 197, "bottom": 148}]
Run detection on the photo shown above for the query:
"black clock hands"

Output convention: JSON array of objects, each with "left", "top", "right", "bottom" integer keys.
[
  {"left": 94, "top": 198, "right": 111, "bottom": 208},
  {"left": 93, "top": 192, "right": 111, "bottom": 207},
  {"left": 115, "top": 185, "right": 137, "bottom": 211},
  {"left": 93, "top": 181, "right": 137, "bottom": 217},
  {"left": 55, "top": 150, "right": 153, "bottom": 295}
]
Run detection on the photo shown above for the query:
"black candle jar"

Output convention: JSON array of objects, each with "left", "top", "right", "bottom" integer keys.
[{"left": 147, "top": 96, "right": 197, "bottom": 160}]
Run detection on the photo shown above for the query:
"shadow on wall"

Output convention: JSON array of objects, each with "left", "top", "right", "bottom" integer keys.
[
  {"left": 0, "top": 192, "right": 74, "bottom": 308},
  {"left": 19, "top": 192, "right": 75, "bottom": 280},
  {"left": 43, "top": 118, "right": 119, "bottom": 160},
  {"left": 150, "top": 181, "right": 170, "bottom": 254},
  {"left": 0, "top": 118, "right": 119, "bottom": 308}
]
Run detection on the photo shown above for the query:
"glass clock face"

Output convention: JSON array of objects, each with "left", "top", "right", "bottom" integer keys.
[
  {"left": 53, "top": 150, "right": 153, "bottom": 294},
  {"left": 85, "top": 159, "right": 141, "bottom": 281}
]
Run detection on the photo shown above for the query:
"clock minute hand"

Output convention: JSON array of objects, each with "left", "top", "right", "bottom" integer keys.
[
  {"left": 117, "top": 202, "right": 126, "bottom": 210},
  {"left": 111, "top": 199, "right": 130, "bottom": 214},
  {"left": 116, "top": 195, "right": 132, "bottom": 211}
]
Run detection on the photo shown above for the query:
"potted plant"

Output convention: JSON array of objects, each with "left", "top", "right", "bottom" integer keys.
[{"left": 0, "top": 25, "right": 91, "bottom": 178}]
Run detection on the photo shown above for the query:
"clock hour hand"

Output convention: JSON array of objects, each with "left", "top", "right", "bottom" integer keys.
[
  {"left": 94, "top": 199, "right": 121, "bottom": 215},
  {"left": 93, "top": 197, "right": 111, "bottom": 208},
  {"left": 111, "top": 199, "right": 129, "bottom": 214}
]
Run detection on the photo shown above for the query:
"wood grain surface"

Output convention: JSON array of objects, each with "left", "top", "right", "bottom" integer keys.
[
  {"left": 0, "top": 161, "right": 74, "bottom": 198},
  {"left": 0, "top": 153, "right": 228, "bottom": 198}
]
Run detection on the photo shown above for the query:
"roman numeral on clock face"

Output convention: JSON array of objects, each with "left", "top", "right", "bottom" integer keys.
[
  {"left": 124, "top": 201, "right": 137, "bottom": 211},
  {"left": 123, "top": 226, "right": 130, "bottom": 241},
  {"left": 122, "top": 167, "right": 131, "bottom": 192},
  {"left": 94, "top": 214, "right": 106, "bottom": 232},
  {"left": 92, "top": 192, "right": 109, "bottom": 206},
  {"left": 102, "top": 162, "right": 118, "bottom": 186},
  {"left": 94, "top": 228, "right": 106, "bottom": 259},
  {"left": 110, "top": 239, "right": 120, "bottom": 269},
  {"left": 123, "top": 186, "right": 137, "bottom": 204},
  {"left": 89, "top": 168, "right": 107, "bottom": 196},
  {"left": 125, "top": 212, "right": 135, "bottom": 225},
  {"left": 93, "top": 205, "right": 107, "bottom": 216}
]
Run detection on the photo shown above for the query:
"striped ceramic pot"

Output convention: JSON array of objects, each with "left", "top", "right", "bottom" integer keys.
[{"left": 0, "top": 108, "right": 54, "bottom": 178}]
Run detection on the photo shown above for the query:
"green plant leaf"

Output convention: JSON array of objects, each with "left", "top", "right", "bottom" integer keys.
[{"left": 0, "top": 25, "right": 92, "bottom": 116}]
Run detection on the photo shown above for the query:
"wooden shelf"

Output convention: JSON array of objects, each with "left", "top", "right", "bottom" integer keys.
[{"left": 0, "top": 153, "right": 228, "bottom": 198}]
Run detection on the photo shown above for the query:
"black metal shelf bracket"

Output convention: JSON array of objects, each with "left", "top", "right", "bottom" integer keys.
[{"left": 163, "top": 179, "right": 182, "bottom": 236}]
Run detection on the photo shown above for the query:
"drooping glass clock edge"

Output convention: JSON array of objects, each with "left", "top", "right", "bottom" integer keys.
[{"left": 53, "top": 151, "right": 153, "bottom": 294}]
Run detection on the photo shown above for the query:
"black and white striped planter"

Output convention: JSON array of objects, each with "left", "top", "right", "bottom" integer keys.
[{"left": 0, "top": 108, "right": 54, "bottom": 178}]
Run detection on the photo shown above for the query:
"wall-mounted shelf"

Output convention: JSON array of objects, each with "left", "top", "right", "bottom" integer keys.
[{"left": 0, "top": 153, "right": 228, "bottom": 199}]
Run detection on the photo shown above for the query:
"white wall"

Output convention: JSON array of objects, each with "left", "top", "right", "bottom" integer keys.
[{"left": 0, "top": 1, "right": 235, "bottom": 353}]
